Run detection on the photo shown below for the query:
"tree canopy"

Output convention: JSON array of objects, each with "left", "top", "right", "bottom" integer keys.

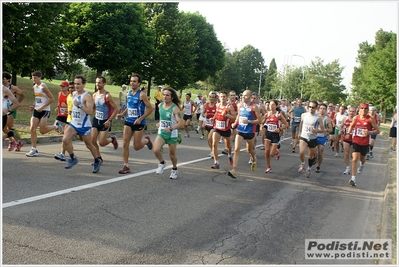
[
  {"left": 3, "top": 2, "right": 69, "bottom": 82},
  {"left": 3, "top": 3, "right": 394, "bottom": 112},
  {"left": 351, "top": 29, "right": 396, "bottom": 112},
  {"left": 66, "top": 3, "right": 154, "bottom": 78}
]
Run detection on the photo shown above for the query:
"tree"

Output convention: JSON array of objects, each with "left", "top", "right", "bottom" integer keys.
[
  {"left": 3, "top": 2, "right": 69, "bottom": 83},
  {"left": 66, "top": 3, "right": 154, "bottom": 85},
  {"left": 234, "top": 45, "right": 264, "bottom": 91},
  {"left": 184, "top": 12, "right": 225, "bottom": 81},
  {"left": 142, "top": 3, "right": 197, "bottom": 94},
  {"left": 304, "top": 57, "right": 346, "bottom": 103},
  {"left": 264, "top": 58, "right": 277, "bottom": 98},
  {"left": 351, "top": 29, "right": 396, "bottom": 114},
  {"left": 211, "top": 51, "right": 241, "bottom": 92},
  {"left": 271, "top": 65, "right": 303, "bottom": 101}
]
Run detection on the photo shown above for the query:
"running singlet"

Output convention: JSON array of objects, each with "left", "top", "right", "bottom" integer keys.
[
  {"left": 292, "top": 106, "right": 305, "bottom": 123},
  {"left": 237, "top": 102, "right": 257, "bottom": 134},
  {"left": 342, "top": 116, "right": 353, "bottom": 142},
  {"left": 204, "top": 103, "right": 216, "bottom": 128},
  {"left": 317, "top": 115, "right": 329, "bottom": 137},
  {"left": 67, "top": 94, "right": 73, "bottom": 122},
  {"left": 391, "top": 114, "right": 397, "bottom": 128},
  {"left": 352, "top": 115, "right": 373, "bottom": 146},
  {"left": 229, "top": 101, "right": 238, "bottom": 112},
  {"left": 335, "top": 113, "right": 346, "bottom": 130},
  {"left": 70, "top": 92, "right": 92, "bottom": 129},
  {"left": 300, "top": 112, "right": 319, "bottom": 140},
  {"left": 228, "top": 101, "right": 237, "bottom": 127},
  {"left": 328, "top": 111, "right": 336, "bottom": 120},
  {"left": 93, "top": 91, "right": 110, "bottom": 120},
  {"left": 194, "top": 98, "right": 202, "bottom": 114},
  {"left": 2, "top": 87, "right": 8, "bottom": 113},
  {"left": 126, "top": 89, "right": 145, "bottom": 125},
  {"left": 280, "top": 106, "right": 288, "bottom": 117},
  {"left": 57, "top": 91, "right": 69, "bottom": 117},
  {"left": 34, "top": 82, "right": 51, "bottom": 111},
  {"left": 183, "top": 100, "right": 193, "bottom": 115},
  {"left": 373, "top": 113, "right": 380, "bottom": 127},
  {"left": 265, "top": 111, "right": 281, "bottom": 133},
  {"left": 214, "top": 104, "right": 231, "bottom": 131},
  {"left": 158, "top": 102, "right": 178, "bottom": 139}
]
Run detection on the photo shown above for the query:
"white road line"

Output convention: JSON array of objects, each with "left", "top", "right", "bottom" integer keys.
[
  {"left": 3, "top": 139, "right": 290, "bottom": 209},
  {"left": 3, "top": 154, "right": 234, "bottom": 209}
]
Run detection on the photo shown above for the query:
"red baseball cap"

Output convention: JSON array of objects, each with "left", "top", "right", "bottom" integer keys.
[
  {"left": 359, "top": 103, "right": 369, "bottom": 109},
  {"left": 60, "top": 81, "right": 69, "bottom": 87}
]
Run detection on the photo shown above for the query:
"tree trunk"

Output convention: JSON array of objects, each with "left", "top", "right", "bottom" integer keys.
[
  {"left": 147, "top": 76, "right": 152, "bottom": 97},
  {"left": 12, "top": 72, "right": 18, "bottom": 86}
]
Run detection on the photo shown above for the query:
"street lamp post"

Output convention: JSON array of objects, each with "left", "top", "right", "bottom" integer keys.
[{"left": 292, "top": 54, "right": 306, "bottom": 99}]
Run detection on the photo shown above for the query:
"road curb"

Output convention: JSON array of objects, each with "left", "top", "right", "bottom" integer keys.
[{"left": 378, "top": 147, "right": 397, "bottom": 264}]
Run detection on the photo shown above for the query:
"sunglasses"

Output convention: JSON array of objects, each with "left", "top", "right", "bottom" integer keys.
[{"left": 309, "top": 106, "right": 317, "bottom": 109}]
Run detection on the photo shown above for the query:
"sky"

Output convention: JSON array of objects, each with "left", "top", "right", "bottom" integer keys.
[{"left": 178, "top": 1, "right": 398, "bottom": 91}]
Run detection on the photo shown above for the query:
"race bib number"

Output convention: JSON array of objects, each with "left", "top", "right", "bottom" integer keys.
[
  {"left": 268, "top": 124, "right": 277, "bottom": 132},
  {"left": 304, "top": 125, "right": 312, "bottom": 133},
  {"left": 72, "top": 111, "right": 81, "bottom": 119},
  {"left": 215, "top": 120, "right": 226, "bottom": 129},
  {"left": 206, "top": 118, "right": 213, "bottom": 126},
  {"left": 239, "top": 116, "right": 248, "bottom": 125},
  {"left": 294, "top": 116, "right": 300, "bottom": 123},
  {"left": 160, "top": 120, "right": 171, "bottom": 129},
  {"left": 95, "top": 110, "right": 105, "bottom": 120},
  {"left": 60, "top": 107, "right": 67, "bottom": 115},
  {"left": 35, "top": 98, "right": 42, "bottom": 104},
  {"left": 128, "top": 108, "right": 138, "bottom": 117},
  {"left": 356, "top": 128, "right": 367, "bottom": 137}
]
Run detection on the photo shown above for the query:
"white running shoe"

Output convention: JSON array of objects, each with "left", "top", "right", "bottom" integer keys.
[
  {"left": 26, "top": 148, "right": 39, "bottom": 157},
  {"left": 306, "top": 168, "right": 311, "bottom": 178},
  {"left": 248, "top": 157, "right": 253, "bottom": 164},
  {"left": 156, "top": 163, "right": 166, "bottom": 174},
  {"left": 343, "top": 167, "right": 350, "bottom": 175},
  {"left": 348, "top": 179, "right": 356, "bottom": 187},
  {"left": 54, "top": 152, "right": 67, "bottom": 161},
  {"left": 54, "top": 120, "right": 64, "bottom": 133},
  {"left": 170, "top": 169, "right": 178, "bottom": 179},
  {"left": 298, "top": 163, "right": 305, "bottom": 173},
  {"left": 334, "top": 153, "right": 339, "bottom": 157},
  {"left": 357, "top": 165, "right": 364, "bottom": 174}
]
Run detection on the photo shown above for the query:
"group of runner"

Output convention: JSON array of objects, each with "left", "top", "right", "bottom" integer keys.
[
  {"left": 2, "top": 71, "right": 393, "bottom": 185},
  {"left": 182, "top": 92, "right": 386, "bottom": 187}
]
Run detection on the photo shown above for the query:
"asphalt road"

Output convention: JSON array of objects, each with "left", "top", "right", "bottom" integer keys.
[{"left": 2, "top": 130, "right": 395, "bottom": 265}]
